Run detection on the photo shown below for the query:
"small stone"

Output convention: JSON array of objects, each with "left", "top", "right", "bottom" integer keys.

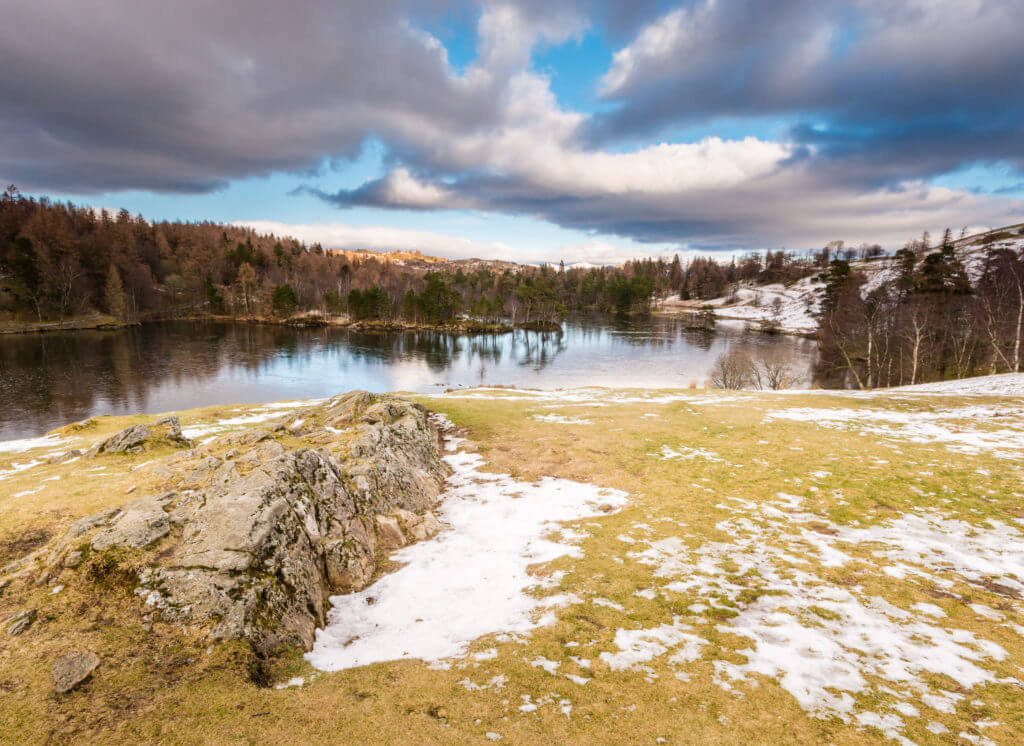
[
  {"left": 47, "top": 449, "right": 82, "bottom": 464},
  {"left": 63, "top": 550, "right": 83, "bottom": 568},
  {"left": 597, "top": 503, "right": 615, "bottom": 513},
  {"left": 52, "top": 651, "right": 100, "bottom": 693},
  {"left": 7, "top": 609, "right": 36, "bottom": 636},
  {"left": 124, "top": 485, "right": 137, "bottom": 494}
]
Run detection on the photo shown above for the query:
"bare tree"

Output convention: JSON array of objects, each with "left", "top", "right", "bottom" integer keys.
[
  {"left": 710, "top": 348, "right": 758, "bottom": 389},
  {"left": 755, "top": 349, "right": 799, "bottom": 389}
]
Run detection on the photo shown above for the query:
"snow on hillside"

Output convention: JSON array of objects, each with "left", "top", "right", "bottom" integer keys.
[{"left": 657, "top": 275, "right": 822, "bottom": 335}]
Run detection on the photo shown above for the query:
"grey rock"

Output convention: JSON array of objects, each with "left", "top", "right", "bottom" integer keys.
[
  {"left": 52, "top": 392, "right": 448, "bottom": 657},
  {"left": 91, "top": 496, "right": 170, "bottom": 551},
  {"left": 52, "top": 651, "right": 100, "bottom": 693},
  {"left": 54, "top": 508, "right": 121, "bottom": 554},
  {"left": 6, "top": 608, "right": 36, "bottom": 636},
  {"left": 87, "top": 424, "right": 151, "bottom": 457},
  {"left": 154, "top": 415, "right": 190, "bottom": 444}
]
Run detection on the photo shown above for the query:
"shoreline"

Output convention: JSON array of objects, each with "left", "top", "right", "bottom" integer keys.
[{"left": 0, "top": 313, "right": 563, "bottom": 336}]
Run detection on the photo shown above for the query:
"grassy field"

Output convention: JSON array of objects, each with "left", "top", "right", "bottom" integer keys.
[{"left": 1, "top": 383, "right": 1023, "bottom": 744}]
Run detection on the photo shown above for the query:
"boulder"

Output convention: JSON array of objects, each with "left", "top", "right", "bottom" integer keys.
[
  {"left": 86, "top": 416, "right": 192, "bottom": 458},
  {"left": 130, "top": 393, "right": 448, "bottom": 654},
  {"left": 43, "top": 393, "right": 449, "bottom": 656},
  {"left": 87, "top": 424, "right": 150, "bottom": 457},
  {"left": 52, "top": 651, "right": 100, "bottom": 693}
]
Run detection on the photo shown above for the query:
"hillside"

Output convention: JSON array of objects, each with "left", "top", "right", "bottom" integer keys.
[{"left": 2, "top": 376, "right": 1023, "bottom": 743}]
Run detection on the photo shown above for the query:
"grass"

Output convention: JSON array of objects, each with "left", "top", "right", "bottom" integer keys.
[{"left": 1, "top": 385, "right": 1023, "bottom": 743}]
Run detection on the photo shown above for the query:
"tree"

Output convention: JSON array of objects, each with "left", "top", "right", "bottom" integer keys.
[
  {"left": 104, "top": 263, "right": 128, "bottom": 321},
  {"left": 755, "top": 349, "right": 799, "bottom": 389},
  {"left": 235, "top": 262, "right": 257, "bottom": 316},
  {"left": 271, "top": 283, "right": 297, "bottom": 315},
  {"left": 710, "top": 349, "right": 758, "bottom": 389}
]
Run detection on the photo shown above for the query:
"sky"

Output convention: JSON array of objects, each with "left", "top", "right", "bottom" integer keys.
[{"left": 2, "top": 0, "right": 1023, "bottom": 264}]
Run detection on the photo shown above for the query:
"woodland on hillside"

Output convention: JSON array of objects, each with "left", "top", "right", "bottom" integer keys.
[{"left": 816, "top": 229, "right": 1024, "bottom": 387}]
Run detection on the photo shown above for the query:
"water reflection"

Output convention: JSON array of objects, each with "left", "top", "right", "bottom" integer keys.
[{"left": 0, "top": 316, "right": 817, "bottom": 440}]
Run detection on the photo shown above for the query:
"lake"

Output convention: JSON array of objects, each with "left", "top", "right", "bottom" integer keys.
[{"left": 0, "top": 316, "right": 817, "bottom": 440}]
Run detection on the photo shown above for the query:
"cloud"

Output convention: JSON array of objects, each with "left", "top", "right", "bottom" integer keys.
[
  {"left": 592, "top": 0, "right": 1024, "bottom": 179},
  {"left": 233, "top": 219, "right": 660, "bottom": 264},
  {"left": 3, "top": 0, "right": 1023, "bottom": 254},
  {"left": 0, "top": 0, "right": 513, "bottom": 193}
]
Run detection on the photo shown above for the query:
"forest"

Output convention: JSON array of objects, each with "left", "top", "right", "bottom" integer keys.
[{"left": 0, "top": 186, "right": 821, "bottom": 329}]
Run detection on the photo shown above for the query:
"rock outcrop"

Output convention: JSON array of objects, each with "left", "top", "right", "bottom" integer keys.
[{"left": 31, "top": 392, "right": 449, "bottom": 655}]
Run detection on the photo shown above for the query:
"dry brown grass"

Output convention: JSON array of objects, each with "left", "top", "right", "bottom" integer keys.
[{"left": 1, "top": 387, "right": 1022, "bottom": 744}]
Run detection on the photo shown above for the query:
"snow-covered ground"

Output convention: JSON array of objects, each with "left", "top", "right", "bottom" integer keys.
[
  {"left": 884, "top": 372, "right": 1024, "bottom": 397},
  {"left": 613, "top": 488, "right": 1021, "bottom": 742},
  {"left": 656, "top": 275, "right": 822, "bottom": 335},
  {"left": 765, "top": 401, "right": 1024, "bottom": 458},
  {"left": 306, "top": 418, "right": 628, "bottom": 671}
]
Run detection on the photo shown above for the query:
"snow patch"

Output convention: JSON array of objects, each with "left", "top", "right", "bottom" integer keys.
[{"left": 306, "top": 440, "right": 628, "bottom": 670}]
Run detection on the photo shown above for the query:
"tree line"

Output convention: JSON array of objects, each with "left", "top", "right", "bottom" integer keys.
[
  {"left": 0, "top": 186, "right": 856, "bottom": 329},
  {"left": 0, "top": 187, "right": 692, "bottom": 326}
]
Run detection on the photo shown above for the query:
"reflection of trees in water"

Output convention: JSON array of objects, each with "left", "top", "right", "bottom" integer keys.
[
  {"left": 342, "top": 330, "right": 465, "bottom": 374},
  {"left": 678, "top": 329, "right": 714, "bottom": 352},
  {"left": 0, "top": 324, "right": 226, "bottom": 437},
  {"left": 512, "top": 328, "right": 566, "bottom": 370},
  {"left": 0, "top": 317, "right": 816, "bottom": 440}
]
